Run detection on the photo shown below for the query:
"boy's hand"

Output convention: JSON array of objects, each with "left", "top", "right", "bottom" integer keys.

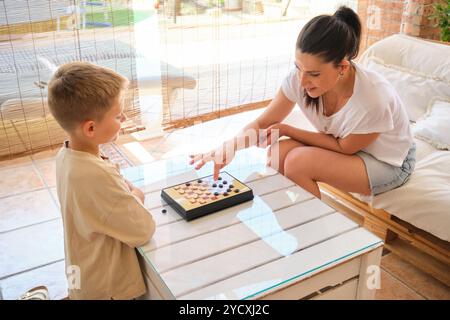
[
  {"left": 131, "top": 187, "right": 145, "bottom": 204},
  {"left": 124, "top": 179, "right": 134, "bottom": 191},
  {"left": 125, "top": 179, "right": 145, "bottom": 204}
]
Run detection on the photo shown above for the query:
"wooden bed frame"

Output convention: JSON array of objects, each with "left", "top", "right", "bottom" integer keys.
[{"left": 319, "top": 183, "right": 450, "bottom": 287}]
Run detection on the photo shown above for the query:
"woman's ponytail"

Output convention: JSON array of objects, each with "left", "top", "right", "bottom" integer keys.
[
  {"left": 333, "top": 6, "right": 361, "bottom": 60},
  {"left": 297, "top": 6, "right": 362, "bottom": 64}
]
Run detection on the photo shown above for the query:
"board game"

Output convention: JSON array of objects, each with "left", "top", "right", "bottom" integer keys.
[{"left": 161, "top": 171, "right": 254, "bottom": 221}]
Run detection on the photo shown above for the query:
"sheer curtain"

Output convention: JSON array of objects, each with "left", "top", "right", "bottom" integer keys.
[
  {"left": 157, "top": 0, "right": 359, "bottom": 129},
  {"left": 0, "top": 0, "right": 143, "bottom": 158},
  {"left": 0, "top": 0, "right": 360, "bottom": 158}
]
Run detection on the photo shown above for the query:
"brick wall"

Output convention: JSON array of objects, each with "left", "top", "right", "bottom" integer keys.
[{"left": 357, "top": 0, "right": 443, "bottom": 53}]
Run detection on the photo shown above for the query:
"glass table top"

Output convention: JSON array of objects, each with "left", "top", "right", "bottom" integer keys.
[{"left": 122, "top": 147, "right": 383, "bottom": 300}]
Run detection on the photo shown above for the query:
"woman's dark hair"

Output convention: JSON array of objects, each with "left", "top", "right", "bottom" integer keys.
[{"left": 296, "top": 6, "right": 361, "bottom": 110}]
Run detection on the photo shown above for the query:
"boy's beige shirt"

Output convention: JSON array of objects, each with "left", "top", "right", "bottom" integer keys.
[{"left": 55, "top": 142, "right": 155, "bottom": 300}]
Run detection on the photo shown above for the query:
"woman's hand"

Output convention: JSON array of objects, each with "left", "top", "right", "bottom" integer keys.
[
  {"left": 189, "top": 142, "right": 236, "bottom": 180},
  {"left": 257, "top": 123, "right": 288, "bottom": 147}
]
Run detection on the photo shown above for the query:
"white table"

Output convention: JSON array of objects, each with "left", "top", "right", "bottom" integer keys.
[{"left": 123, "top": 148, "right": 383, "bottom": 300}]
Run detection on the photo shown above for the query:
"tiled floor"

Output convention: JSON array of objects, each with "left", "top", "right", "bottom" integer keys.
[{"left": 0, "top": 110, "right": 449, "bottom": 300}]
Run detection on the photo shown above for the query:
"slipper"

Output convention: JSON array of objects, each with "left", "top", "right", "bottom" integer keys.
[{"left": 18, "top": 285, "right": 49, "bottom": 300}]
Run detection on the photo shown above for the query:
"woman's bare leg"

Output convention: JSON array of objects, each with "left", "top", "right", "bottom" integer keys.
[
  {"left": 283, "top": 146, "right": 371, "bottom": 199},
  {"left": 267, "top": 138, "right": 305, "bottom": 174}
]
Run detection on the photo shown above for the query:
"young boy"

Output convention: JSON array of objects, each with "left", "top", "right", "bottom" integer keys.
[{"left": 48, "top": 61, "right": 155, "bottom": 300}]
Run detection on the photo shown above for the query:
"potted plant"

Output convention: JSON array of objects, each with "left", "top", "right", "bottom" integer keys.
[{"left": 429, "top": 0, "right": 450, "bottom": 42}]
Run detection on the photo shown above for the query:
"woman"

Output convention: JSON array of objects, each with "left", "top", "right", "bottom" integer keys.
[{"left": 190, "top": 6, "right": 415, "bottom": 199}]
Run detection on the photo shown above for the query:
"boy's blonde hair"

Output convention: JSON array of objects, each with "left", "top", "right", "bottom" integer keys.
[{"left": 48, "top": 61, "right": 129, "bottom": 132}]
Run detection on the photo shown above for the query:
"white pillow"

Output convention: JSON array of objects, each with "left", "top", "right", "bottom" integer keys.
[
  {"left": 363, "top": 57, "right": 450, "bottom": 121},
  {"left": 413, "top": 99, "right": 450, "bottom": 150}
]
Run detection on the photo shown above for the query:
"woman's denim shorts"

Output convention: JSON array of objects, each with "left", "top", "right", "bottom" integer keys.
[{"left": 356, "top": 143, "right": 416, "bottom": 196}]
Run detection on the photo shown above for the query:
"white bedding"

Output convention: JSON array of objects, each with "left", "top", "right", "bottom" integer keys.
[
  {"left": 358, "top": 34, "right": 450, "bottom": 242},
  {"left": 371, "top": 144, "right": 450, "bottom": 242}
]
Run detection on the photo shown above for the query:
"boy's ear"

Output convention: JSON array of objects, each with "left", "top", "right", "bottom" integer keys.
[{"left": 81, "top": 120, "right": 96, "bottom": 138}]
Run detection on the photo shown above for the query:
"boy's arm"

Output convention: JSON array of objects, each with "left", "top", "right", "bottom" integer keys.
[
  {"left": 103, "top": 197, "right": 155, "bottom": 248},
  {"left": 95, "top": 173, "right": 155, "bottom": 248}
]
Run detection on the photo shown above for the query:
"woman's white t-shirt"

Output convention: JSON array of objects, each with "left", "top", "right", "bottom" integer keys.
[{"left": 281, "top": 63, "right": 413, "bottom": 167}]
